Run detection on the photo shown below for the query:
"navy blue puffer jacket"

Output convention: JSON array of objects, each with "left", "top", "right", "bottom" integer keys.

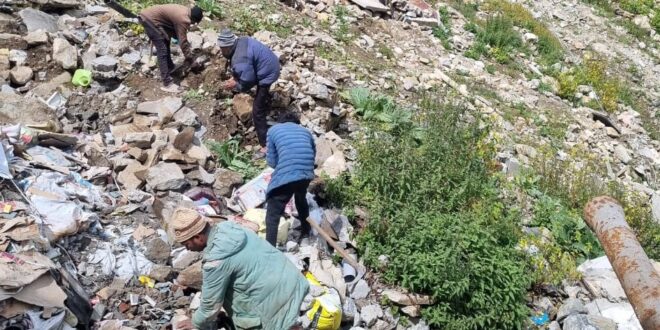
[
  {"left": 266, "top": 123, "right": 316, "bottom": 195},
  {"left": 231, "top": 37, "right": 280, "bottom": 92}
]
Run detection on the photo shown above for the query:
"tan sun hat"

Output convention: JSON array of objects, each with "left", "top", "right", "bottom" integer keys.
[{"left": 171, "top": 207, "right": 207, "bottom": 243}]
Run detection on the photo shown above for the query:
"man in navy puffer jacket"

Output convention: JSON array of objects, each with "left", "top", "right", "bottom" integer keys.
[
  {"left": 264, "top": 112, "right": 316, "bottom": 246},
  {"left": 218, "top": 29, "right": 280, "bottom": 154}
]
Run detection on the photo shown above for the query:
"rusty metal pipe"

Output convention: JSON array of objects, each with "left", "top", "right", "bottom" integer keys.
[{"left": 584, "top": 196, "right": 660, "bottom": 329}]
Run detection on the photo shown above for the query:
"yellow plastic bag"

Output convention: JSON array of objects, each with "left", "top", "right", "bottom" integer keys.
[
  {"left": 243, "top": 208, "right": 291, "bottom": 245},
  {"left": 139, "top": 275, "right": 155, "bottom": 288},
  {"left": 304, "top": 272, "right": 342, "bottom": 330}
]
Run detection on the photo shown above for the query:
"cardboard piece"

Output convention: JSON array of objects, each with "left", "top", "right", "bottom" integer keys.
[{"left": 228, "top": 168, "right": 274, "bottom": 212}]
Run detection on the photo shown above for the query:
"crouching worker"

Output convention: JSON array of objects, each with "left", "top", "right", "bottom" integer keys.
[{"left": 172, "top": 207, "right": 309, "bottom": 330}]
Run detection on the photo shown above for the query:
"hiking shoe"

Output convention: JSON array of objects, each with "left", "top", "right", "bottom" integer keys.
[{"left": 160, "top": 83, "right": 182, "bottom": 93}]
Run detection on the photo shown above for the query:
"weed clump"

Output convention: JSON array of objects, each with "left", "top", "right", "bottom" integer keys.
[{"left": 329, "top": 96, "right": 531, "bottom": 329}]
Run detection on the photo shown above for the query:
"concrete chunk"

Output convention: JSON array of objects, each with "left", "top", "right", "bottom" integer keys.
[{"left": 146, "top": 162, "right": 186, "bottom": 191}]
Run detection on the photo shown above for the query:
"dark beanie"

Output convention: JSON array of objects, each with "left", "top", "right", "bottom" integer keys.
[{"left": 191, "top": 6, "right": 203, "bottom": 23}]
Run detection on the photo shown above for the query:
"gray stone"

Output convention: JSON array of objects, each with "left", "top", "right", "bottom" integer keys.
[
  {"left": 120, "top": 51, "right": 141, "bottom": 66},
  {"left": 173, "top": 107, "right": 198, "bottom": 126},
  {"left": 29, "top": 0, "right": 80, "bottom": 10},
  {"left": 360, "top": 305, "right": 383, "bottom": 327},
  {"left": 307, "top": 83, "right": 330, "bottom": 100},
  {"left": 92, "top": 55, "right": 118, "bottom": 72},
  {"left": 9, "top": 50, "right": 28, "bottom": 66},
  {"left": 177, "top": 261, "right": 203, "bottom": 290},
  {"left": 638, "top": 147, "right": 659, "bottom": 163},
  {"left": 562, "top": 314, "right": 616, "bottom": 330},
  {"left": 515, "top": 144, "right": 538, "bottom": 158},
  {"left": 1, "top": 85, "right": 15, "bottom": 94},
  {"left": 117, "top": 162, "right": 147, "bottom": 190},
  {"left": 351, "top": 279, "right": 370, "bottom": 299},
  {"left": 172, "top": 249, "right": 200, "bottom": 270},
  {"left": 137, "top": 97, "right": 183, "bottom": 121},
  {"left": 548, "top": 321, "right": 561, "bottom": 330},
  {"left": 52, "top": 38, "right": 78, "bottom": 70},
  {"left": 557, "top": 298, "right": 586, "bottom": 322},
  {"left": 123, "top": 132, "right": 154, "bottom": 149},
  {"left": 614, "top": 145, "right": 632, "bottom": 164},
  {"left": 0, "top": 13, "right": 13, "bottom": 31},
  {"left": 9, "top": 66, "right": 33, "bottom": 85},
  {"left": 186, "top": 166, "right": 215, "bottom": 185},
  {"left": 651, "top": 191, "right": 660, "bottom": 224},
  {"left": 213, "top": 168, "right": 244, "bottom": 197},
  {"left": 523, "top": 32, "right": 539, "bottom": 43},
  {"left": 19, "top": 8, "right": 58, "bottom": 33},
  {"left": 403, "top": 77, "right": 417, "bottom": 91},
  {"left": 187, "top": 32, "right": 203, "bottom": 51},
  {"left": 342, "top": 298, "right": 357, "bottom": 322},
  {"left": 0, "top": 91, "right": 57, "bottom": 127},
  {"left": 148, "top": 264, "right": 173, "bottom": 282},
  {"left": 144, "top": 238, "right": 171, "bottom": 264},
  {"left": 506, "top": 157, "right": 521, "bottom": 176},
  {"left": 24, "top": 30, "right": 49, "bottom": 46},
  {"left": 146, "top": 162, "right": 186, "bottom": 191}
]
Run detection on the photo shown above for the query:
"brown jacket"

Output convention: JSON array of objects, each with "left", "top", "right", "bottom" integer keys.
[{"left": 139, "top": 4, "right": 192, "bottom": 59}]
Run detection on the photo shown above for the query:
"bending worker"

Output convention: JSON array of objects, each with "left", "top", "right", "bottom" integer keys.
[
  {"left": 265, "top": 112, "right": 316, "bottom": 247},
  {"left": 217, "top": 29, "right": 281, "bottom": 158},
  {"left": 171, "top": 207, "right": 309, "bottom": 330},
  {"left": 138, "top": 4, "right": 203, "bottom": 93}
]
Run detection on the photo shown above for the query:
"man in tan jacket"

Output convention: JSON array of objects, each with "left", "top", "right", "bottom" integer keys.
[{"left": 139, "top": 4, "right": 203, "bottom": 93}]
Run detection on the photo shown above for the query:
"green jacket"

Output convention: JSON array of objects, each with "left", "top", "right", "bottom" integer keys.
[{"left": 192, "top": 221, "right": 309, "bottom": 330}]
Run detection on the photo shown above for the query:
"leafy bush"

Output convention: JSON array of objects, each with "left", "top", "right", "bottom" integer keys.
[
  {"left": 652, "top": 12, "right": 660, "bottom": 34},
  {"left": 345, "top": 88, "right": 420, "bottom": 137},
  {"left": 330, "top": 101, "right": 531, "bottom": 329},
  {"left": 619, "top": 0, "right": 654, "bottom": 15},
  {"left": 207, "top": 139, "right": 260, "bottom": 178},
  {"left": 532, "top": 148, "right": 660, "bottom": 260},
  {"left": 196, "top": 0, "right": 223, "bottom": 19},
  {"left": 478, "top": 15, "right": 522, "bottom": 63},
  {"left": 555, "top": 58, "right": 620, "bottom": 112}
]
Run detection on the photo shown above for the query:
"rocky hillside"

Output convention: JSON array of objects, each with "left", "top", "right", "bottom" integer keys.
[{"left": 0, "top": 0, "right": 658, "bottom": 329}]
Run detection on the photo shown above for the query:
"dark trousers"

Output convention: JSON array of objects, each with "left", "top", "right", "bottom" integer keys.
[
  {"left": 253, "top": 85, "right": 272, "bottom": 147},
  {"left": 265, "top": 179, "right": 311, "bottom": 246},
  {"left": 141, "top": 18, "right": 174, "bottom": 86}
]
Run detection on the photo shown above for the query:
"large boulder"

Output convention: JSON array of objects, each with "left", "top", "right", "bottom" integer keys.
[{"left": 146, "top": 162, "right": 186, "bottom": 191}]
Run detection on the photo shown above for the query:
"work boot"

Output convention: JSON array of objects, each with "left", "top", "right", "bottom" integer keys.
[{"left": 160, "top": 83, "right": 182, "bottom": 93}]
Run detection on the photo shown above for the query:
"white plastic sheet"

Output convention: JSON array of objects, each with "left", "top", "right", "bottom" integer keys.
[
  {"left": 0, "top": 142, "right": 12, "bottom": 179},
  {"left": 26, "top": 171, "right": 112, "bottom": 239}
]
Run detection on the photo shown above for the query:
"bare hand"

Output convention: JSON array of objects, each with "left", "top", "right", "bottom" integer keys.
[
  {"left": 176, "top": 319, "right": 195, "bottom": 330},
  {"left": 223, "top": 78, "right": 237, "bottom": 90}
]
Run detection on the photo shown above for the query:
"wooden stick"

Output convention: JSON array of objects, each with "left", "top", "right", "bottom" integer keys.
[{"left": 306, "top": 217, "right": 363, "bottom": 273}]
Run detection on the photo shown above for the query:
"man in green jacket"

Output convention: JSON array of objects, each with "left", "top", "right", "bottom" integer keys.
[{"left": 172, "top": 207, "right": 309, "bottom": 330}]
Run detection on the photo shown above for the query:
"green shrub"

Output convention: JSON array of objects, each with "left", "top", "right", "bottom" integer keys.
[
  {"left": 619, "top": 0, "right": 654, "bottom": 15},
  {"left": 334, "top": 5, "right": 353, "bottom": 43},
  {"left": 531, "top": 147, "right": 660, "bottom": 260},
  {"left": 555, "top": 58, "right": 621, "bottom": 112},
  {"left": 486, "top": 0, "right": 564, "bottom": 65},
  {"left": 652, "top": 12, "right": 660, "bottom": 33},
  {"left": 330, "top": 101, "right": 531, "bottom": 329},
  {"left": 530, "top": 195, "right": 602, "bottom": 262},
  {"left": 196, "top": 0, "right": 223, "bottom": 19}
]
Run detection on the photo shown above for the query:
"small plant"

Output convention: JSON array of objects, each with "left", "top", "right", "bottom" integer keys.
[
  {"left": 333, "top": 5, "right": 353, "bottom": 42},
  {"left": 555, "top": 58, "right": 621, "bottom": 112},
  {"left": 486, "top": 0, "right": 564, "bottom": 65},
  {"left": 652, "top": 12, "right": 660, "bottom": 34},
  {"left": 485, "top": 64, "right": 496, "bottom": 74},
  {"left": 196, "top": 0, "right": 223, "bottom": 19},
  {"left": 207, "top": 138, "right": 260, "bottom": 178},
  {"left": 231, "top": 8, "right": 264, "bottom": 35},
  {"left": 377, "top": 44, "right": 395, "bottom": 59},
  {"left": 432, "top": 25, "right": 452, "bottom": 50},
  {"left": 183, "top": 89, "right": 204, "bottom": 102}
]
